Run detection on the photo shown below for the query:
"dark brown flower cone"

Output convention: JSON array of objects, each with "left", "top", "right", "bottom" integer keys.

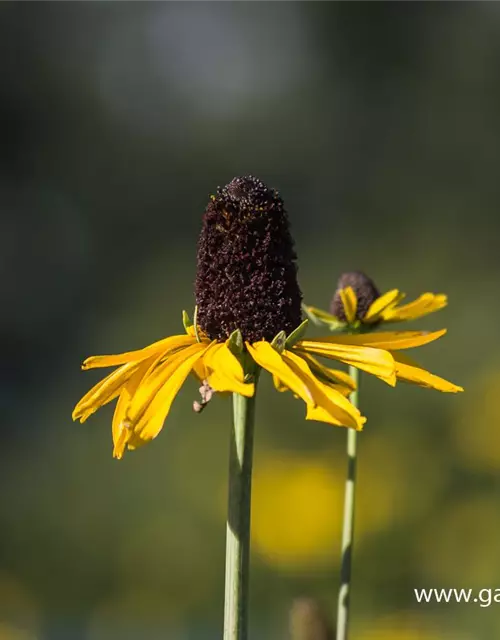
[
  {"left": 330, "top": 270, "right": 380, "bottom": 322},
  {"left": 195, "top": 176, "right": 302, "bottom": 343}
]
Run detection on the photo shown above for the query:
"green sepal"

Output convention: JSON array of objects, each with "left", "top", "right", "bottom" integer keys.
[
  {"left": 182, "top": 310, "right": 193, "bottom": 332},
  {"left": 227, "top": 328, "right": 244, "bottom": 355},
  {"left": 270, "top": 330, "right": 287, "bottom": 354},
  {"left": 285, "top": 319, "right": 309, "bottom": 348},
  {"left": 326, "top": 319, "right": 349, "bottom": 332},
  {"left": 301, "top": 303, "right": 322, "bottom": 327},
  {"left": 302, "top": 304, "right": 347, "bottom": 332}
]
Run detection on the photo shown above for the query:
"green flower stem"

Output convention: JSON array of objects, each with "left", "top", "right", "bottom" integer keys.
[
  {"left": 336, "top": 364, "right": 359, "bottom": 640},
  {"left": 223, "top": 391, "right": 257, "bottom": 640}
]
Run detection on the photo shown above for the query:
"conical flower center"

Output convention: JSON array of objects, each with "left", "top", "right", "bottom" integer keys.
[
  {"left": 330, "top": 270, "right": 380, "bottom": 321},
  {"left": 195, "top": 176, "right": 303, "bottom": 343}
]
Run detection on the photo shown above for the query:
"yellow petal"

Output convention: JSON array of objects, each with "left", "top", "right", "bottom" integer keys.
[
  {"left": 186, "top": 324, "right": 207, "bottom": 340},
  {"left": 112, "top": 393, "right": 131, "bottom": 459},
  {"left": 246, "top": 341, "right": 313, "bottom": 405},
  {"left": 205, "top": 343, "right": 255, "bottom": 397},
  {"left": 81, "top": 334, "right": 197, "bottom": 369},
  {"left": 298, "top": 352, "right": 356, "bottom": 394},
  {"left": 208, "top": 371, "right": 255, "bottom": 397},
  {"left": 72, "top": 362, "right": 138, "bottom": 422},
  {"left": 111, "top": 357, "right": 158, "bottom": 459},
  {"left": 273, "top": 374, "right": 289, "bottom": 392},
  {"left": 364, "top": 289, "right": 401, "bottom": 322},
  {"left": 305, "top": 386, "right": 366, "bottom": 428},
  {"left": 339, "top": 287, "right": 357, "bottom": 324},
  {"left": 130, "top": 344, "right": 210, "bottom": 443},
  {"left": 308, "top": 329, "right": 447, "bottom": 351},
  {"left": 126, "top": 343, "right": 207, "bottom": 426},
  {"left": 190, "top": 342, "right": 223, "bottom": 382},
  {"left": 296, "top": 340, "right": 396, "bottom": 386},
  {"left": 192, "top": 358, "right": 208, "bottom": 382},
  {"left": 204, "top": 342, "right": 244, "bottom": 381},
  {"left": 112, "top": 424, "right": 131, "bottom": 461},
  {"left": 272, "top": 372, "right": 349, "bottom": 398},
  {"left": 393, "top": 352, "right": 463, "bottom": 393},
  {"left": 282, "top": 350, "right": 365, "bottom": 430},
  {"left": 381, "top": 293, "right": 448, "bottom": 322}
]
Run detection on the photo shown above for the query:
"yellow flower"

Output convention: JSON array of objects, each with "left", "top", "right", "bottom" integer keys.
[
  {"left": 303, "top": 271, "right": 462, "bottom": 394},
  {"left": 306, "top": 288, "right": 447, "bottom": 328},
  {"left": 73, "top": 313, "right": 395, "bottom": 459},
  {"left": 73, "top": 183, "right": 460, "bottom": 460},
  {"left": 305, "top": 270, "right": 447, "bottom": 331},
  {"left": 73, "top": 312, "right": 462, "bottom": 459}
]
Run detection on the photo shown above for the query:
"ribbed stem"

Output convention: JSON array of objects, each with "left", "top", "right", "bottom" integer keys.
[
  {"left": 336, "top": 365, "right": 359, "bottom": 640},
  {"left": 223, "top": 392, "right": 257, "bottom": 640}
]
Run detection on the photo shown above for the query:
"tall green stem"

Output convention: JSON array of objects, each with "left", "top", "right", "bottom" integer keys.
[
  {"left": 336, "top": 365, "right": 359, "bottom": 640},
  {"left": 223, "top": 392, "right": 257, "bottom": 640}
]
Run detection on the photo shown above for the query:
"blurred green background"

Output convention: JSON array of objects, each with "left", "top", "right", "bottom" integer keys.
[{"left": 0, "top": 2, "right": 498, "bottom": 639}]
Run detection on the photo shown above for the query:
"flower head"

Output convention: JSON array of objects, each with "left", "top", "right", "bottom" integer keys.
[
  {"left": 195, "top": 175, "right": 302, "bottom": 343},
  {"left": 303, "top": 270, "right": 462, "bottom": 394},
  {"left": 330, "top": 271, "right": 381, "bottom": 324},
  {"left": 73, "top": 180, "right": 459, "bottom": 459},
  {"left": 305, "top": 270, "right": 448, "bottom": 332}
]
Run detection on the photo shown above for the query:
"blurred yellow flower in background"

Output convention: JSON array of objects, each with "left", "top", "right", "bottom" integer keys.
[
  {"left": 250, "top": 445, "right": 417, "bottom": 571},
  {"left": 251, "top": 453, "right": 344, "bottom": 570},
  {"left": 451, "top": 369, "right": 500, "bottom": 472},
  {"left": 417, "top": 495, "right": 500, "bottom": 588},
  {"left": 355, "top": 614, "right": 454, "bottom": 640}
]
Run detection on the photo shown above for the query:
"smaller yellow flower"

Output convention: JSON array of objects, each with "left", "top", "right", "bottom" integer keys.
[
  {"left": 302, "top": 271, "right": 462, "bottom": 394},
  {"left": 304, "top": 270, "right": 447, "bottom": 331}
]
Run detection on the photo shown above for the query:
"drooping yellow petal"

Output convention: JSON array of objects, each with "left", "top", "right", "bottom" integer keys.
[
  {"left": 192, "top": 358, "right": 208, "bottom": 382},
  {"left": 208, "top": 371, "right": 254, "bottom": 397},
  {"left": 273, "top": 374, "right": 288, "bottom": 392},
  {"left": 112, "top": 392, "right": 130, "bottom": 457},
  {"left": 204, "top": 342, "right": 255, "bottom": 397},
  {"left": 204, "top": 342, "right": 243, "bottom": 381},
  {"left": 282, "top": 350, "right": 365, "bottom": 430},
  {"left": 191, "top": 342, "right": 220, "bottom": 382},
  {"left": 305, "top": 383, "right": 366, "bottom": 428},
  {"left": 246, "top": 341, "right": 313, "bottom": 405},
  {"left": 364, "top": 289, "right": 402, "bottom": 322},
  {"left": 112, "top": 424, "right": 131, "bottom": 461},
  {"left": 126, "top": 343, "right": 208, "bottom": 426},
  {"left": 82, "top": 334, "right": 198, "bottom": 370},
  {"left": 307, "top": 329, "right": 447, "bottom": 351},
  {"left": 72, "top": 362, "right": 139, "bottom": 423},
  {"left": 111, "top": 357, "right": 159, "bottom": 459},
  {"left": 190, "top": 339, "right": 217, "bottom": 382},
  {"left": 129, "top": 344, "right": 211, "bottom": 443},
  {"left": 392, "top": 352, "right": 463, "bottom": 393},
  {"left": 339, "top": 287, "right": 357, "bottom": 324},
  {"left": 298, "top": 352, "right": 356, "bottom": 394},
  {"left": 381, "top": 293, "right": 448, "bottom": 322},
  {"left": 296, "top": 340, "right": 396, "bottom": 386}
]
